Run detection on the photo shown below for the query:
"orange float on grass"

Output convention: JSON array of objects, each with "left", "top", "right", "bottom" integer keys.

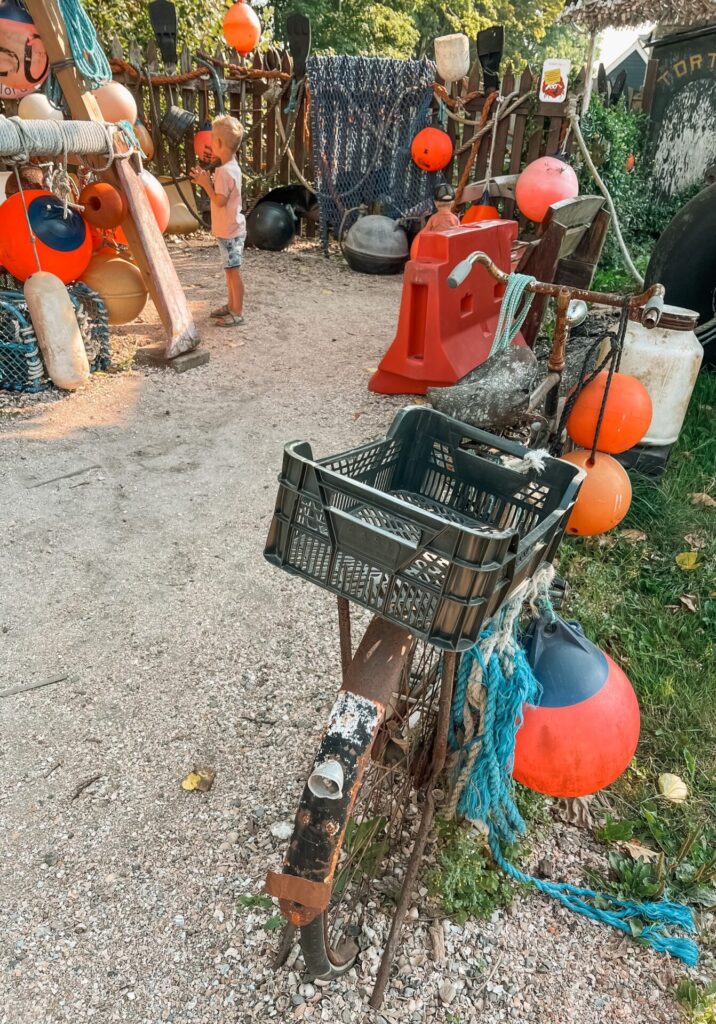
[
  {"left": 561, "top": 449, "right": 632, "bottom": 536},
  {"left": 567, "top": 370, "right": 652, "bottom": 453}
]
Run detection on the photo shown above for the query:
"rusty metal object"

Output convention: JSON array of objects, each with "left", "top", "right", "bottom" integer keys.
[
  {"left": 337, "top": 596, "right": 352, "bottom": 682},
  {"left": 266, "top": 617, "right": 414, "bottom": 926},
  {"left": 370, "top": 653, "right": 457, "bottom": 1009},
  {"left": 548, "top": 289, "right": 572, "bottom": 375}
]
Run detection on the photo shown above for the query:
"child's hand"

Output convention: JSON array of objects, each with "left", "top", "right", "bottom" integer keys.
[{"left": 190, "top": 166, "right": 211, "bottom": 190}]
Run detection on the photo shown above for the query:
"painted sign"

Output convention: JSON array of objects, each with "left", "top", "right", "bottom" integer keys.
[{"left": 539, "top": 59, "right": 570, "bottom": 103}]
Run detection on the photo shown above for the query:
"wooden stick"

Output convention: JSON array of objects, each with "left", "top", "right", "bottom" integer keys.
[
  {"left": 0, "top": 675, "right": 68, "bottom": 699},
  {"left": 23, "top": 0, "right": 199, "bottom": 359}
]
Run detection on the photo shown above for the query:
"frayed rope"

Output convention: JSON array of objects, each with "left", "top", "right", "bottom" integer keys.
[{"left": 447, "top": 579, "right": 699, "bottom": 967}]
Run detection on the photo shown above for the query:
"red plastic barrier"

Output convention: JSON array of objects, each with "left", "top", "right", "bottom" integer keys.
[{"left": 369, "top": 220, "right": 520, "bottom": 395}]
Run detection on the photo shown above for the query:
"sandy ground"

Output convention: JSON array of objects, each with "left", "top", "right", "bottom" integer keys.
[{"left": 0, "top": 239, "right": 695, "bottom": 1023}]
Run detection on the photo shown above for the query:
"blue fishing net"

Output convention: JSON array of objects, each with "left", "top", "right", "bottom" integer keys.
[{"left": 307, "top": 55, "right": 439, "bottom": 248}]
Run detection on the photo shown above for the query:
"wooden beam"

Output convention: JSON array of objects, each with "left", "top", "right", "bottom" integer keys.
[{"left": 23, "top": 0, "right": 199, "bottom": 359}]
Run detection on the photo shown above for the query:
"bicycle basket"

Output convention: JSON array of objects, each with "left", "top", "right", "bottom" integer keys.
[{"left": 265, "top": 406, "right": 584, "bottom": 651}]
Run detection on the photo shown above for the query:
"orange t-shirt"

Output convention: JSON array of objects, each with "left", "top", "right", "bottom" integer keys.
[{"left": 424, "top": 209, "right": 460, "bottom": 232}]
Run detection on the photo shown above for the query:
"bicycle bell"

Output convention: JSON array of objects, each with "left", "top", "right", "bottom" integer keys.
[{"left": 566, "top": 299, "right": 588, "bottom": 328}]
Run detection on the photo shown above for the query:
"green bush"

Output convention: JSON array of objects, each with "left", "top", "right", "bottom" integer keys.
[{"left": 576, "top": 99, "right": 702, "bottom": 291}]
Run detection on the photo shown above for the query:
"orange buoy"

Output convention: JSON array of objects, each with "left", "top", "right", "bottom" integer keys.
[
  {"left": 515, "top": 156, "right": 578, "bottom": 223},
  {"left": 138, "top": 169, "right": 171, "bottom": 233},
  {"left": 567, "top": 371, "right": 652, "bottom": 453},
  {"left": 134, "top": 121, "right": 154, "bottom": 160},
  {"left": 462, "top": 200, "right": 500, "bottom": 223},
  {"left": 223, "top": 0, "right": 261, "bottom": 55},
  {"left": 79, "top": 182, "right": 127, "bottom": 230},
  {"left": 80, "top": 253, "right": 148, "bottom": 325},
  {"left": 561, "top": 449, "right": 632, "bottom": 536},
  {"left": 0, "top": 190, "right": 92, "bottom": 283},
  {"left": 92, "top": 82, "right": 137, "bottom": 124},
  {"left": 411, "top": 127, "right": 453, "bottom": 172},
  {"left": 193, "top": 126, "right": 213, "bottom": 162}
]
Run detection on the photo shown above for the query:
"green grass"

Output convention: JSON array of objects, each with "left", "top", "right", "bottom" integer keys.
[{"left": 558, "top": 372, "right": 716, "bottom": 913}]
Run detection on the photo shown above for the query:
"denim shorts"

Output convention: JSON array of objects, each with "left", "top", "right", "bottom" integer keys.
[{"left": 216, "top": 234, "right": 246, "bottom": 270}]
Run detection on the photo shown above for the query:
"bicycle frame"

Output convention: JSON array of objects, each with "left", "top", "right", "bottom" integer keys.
[{"left": 448, "top": 251, "right": 666, "bottom": 438}]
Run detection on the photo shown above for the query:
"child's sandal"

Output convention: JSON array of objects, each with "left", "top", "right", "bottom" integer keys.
[
  {"left": 215, "top": 312, "right": 244, "bottom": 327},
  {"left": 210, "top": 304, "right": 230, "bottom": 318}
]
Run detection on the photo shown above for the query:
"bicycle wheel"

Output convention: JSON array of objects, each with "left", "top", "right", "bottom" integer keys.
[{"left": 299, "top": 640, "right": 443, "bottom": 980}]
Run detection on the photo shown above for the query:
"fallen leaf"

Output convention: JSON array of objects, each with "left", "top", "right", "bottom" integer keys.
[
  {"left": 684, "top": 532, "right": 707, "bottom": 550},
  {"left": 658, "top": 772, "right": 688, "bottom": 804},
  {"left": 679, "top": 594, "right": 698, "bottom": 613},
  {"left": 622, "top": 839, "right": 660, "bottom": 863},
  {"left": 675, "top": 551, "right": 699, "bottom": 571},
  {"left": 689, "top": 492, "right": 716, "bottom": 509},
  {"left": 620, "top": 529, "right": 647, "bottom": 543},
  {"left": 181, "top": 768, "right": 216, "bottom": 792},
  {"left": 352, "top": 410, "right": 364, "bottom": 421}
]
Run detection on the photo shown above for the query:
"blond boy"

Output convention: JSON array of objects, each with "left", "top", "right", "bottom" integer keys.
[{"left": 190, "top": 115, "right": 246, "bottom": 326}]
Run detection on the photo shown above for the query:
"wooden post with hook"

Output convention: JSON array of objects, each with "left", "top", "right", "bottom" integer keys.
[{"left": 23, "top": 0, "right": 200, "bottom": 361}]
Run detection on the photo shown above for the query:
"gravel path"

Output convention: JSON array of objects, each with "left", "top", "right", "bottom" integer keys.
[{"left": 0, "top": 239, "right": 690, "bottom": 1023}]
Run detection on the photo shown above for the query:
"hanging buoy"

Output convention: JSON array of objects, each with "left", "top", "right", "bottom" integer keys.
[
  {"left": 561, "top": 449, "right": 632, "bottom": 536},
  {"left": 0, "top": 0, "right": 48, "bottom": 100},
  {"left": 0, "top": 190, "right": 92, "bottom": 283},
  {"left": 462, "top": 193, "right": 500, "bottom": 222},
  {"left": 17, "top": 92, "right": 63, "bottom": 120},
  {"left": 79, "top": 182, "right": 127, "bottom": 230},
  {"left": 193, "top": 125, "right": 213, "bottom": 162},
  {"left": 567, "top": 371, "right": 652, "bottom": 453},
  {"left": 24, "top": 271, "right": 89, "bottom": 390},
  {"left": 138, "top": 169, "right": 171, "bottom": 233},
  {"left": 434, "top": 34, "right": 470, "bottom": 83},
  {"left": 80, "top": 253, "right": 148, "bottom": 325},
  {"left": 223, "top": 0, "right": 261, "bottom": 56},
  {"left": 411, "top": 127, "right": 453, "bottom": 172},
  {"left": 134, "top": 121, "right": 155, "bottom": 160},
  {"left": 92, "top": 82, "right": 138, "bottom": 124},
  {"left": 513, "top": 616, "right": 640, "bottom": 798},
  {"left": 515, "top": 156, "right": 578, "bottom": 223}
]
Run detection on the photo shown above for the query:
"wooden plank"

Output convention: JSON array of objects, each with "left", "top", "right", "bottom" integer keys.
[
  {"left": 546, "top": 114, "right": 562, "bottom": 156},
  {"left": 642, "top": 58, "right": 658, "bottom": 115},
  {"left": 491, "top": 68, "right": 514, "bottom": 180},
  {"left": 504, "top": 66, "right": 532, "bottom": 219},
  {"left": 279, "top": 51, "right": 292, "bottom": 184},
  {"left": 24, "top": 0, "right": 198, "bottom": 358},
  {"left": 180, "top": 44, "right": 195, "bottom": 176},
  {"left": 546, "top": 195, "right": 605, "bottom": 229},
  {"left": 251, "top": 52, "right": 264, "bottom": 188}
]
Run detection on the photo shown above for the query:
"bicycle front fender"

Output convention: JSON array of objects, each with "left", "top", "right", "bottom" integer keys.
[{"left": 265, "top": 616, "right": 414, "bottom": 926}]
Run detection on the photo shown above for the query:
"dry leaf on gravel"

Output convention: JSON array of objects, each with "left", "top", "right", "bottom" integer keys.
[
  {"left": 620, "top": 529, "right": 647, "bottom": 543},
  {"left": 679, "top": 595, "right": 698, "bottom": 613},
  {"left": 180, "top": 768, "right": 216, "bottom": 792},
  {"left": 675, "top": 551, "right": 699, "bottom": 571},
  {"left": 689, "top": 492, "right": 716, "bottom": 508}
]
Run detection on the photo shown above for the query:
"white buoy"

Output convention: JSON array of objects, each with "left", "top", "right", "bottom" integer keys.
[
  {"left": 18, "top": 93, "right": 64, "bottom": 121},
  {"left": 434, "top": 34, "right": 470, "bottom": 84},
  {"left": 24, "top": 272, "right": 89, "bottom": 390}
]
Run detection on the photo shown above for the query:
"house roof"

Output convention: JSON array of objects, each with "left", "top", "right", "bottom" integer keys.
[
  {"left": 604, "top": 36, "right": 649, "bottom": 74},
  {"left": 559, "top": 0, "right": 715, "bottom": 30}
]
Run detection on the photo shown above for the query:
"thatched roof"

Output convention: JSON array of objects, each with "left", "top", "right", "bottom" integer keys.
[{"left": 559, "top": 0, "right": 715, "bottom": 30}]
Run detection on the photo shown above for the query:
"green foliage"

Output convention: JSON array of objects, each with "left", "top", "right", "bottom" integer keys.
[
  {"left": 427, "top": 819, "right": 515, "bottom": 923},
  {"left": 577, "top": 98, "right": 703, "bottom": 291},
  {"left": 237, "top": 893, "right": 274, "bottom": 910},
  {"left": 677, "top": 979, "right": 716, "bottom": 1024},
  {"left": 84, "top": 0, "right": 226, "bottom": 52},
  {"left": 560, "top": 372, "right": 716, "bottom": 924}
]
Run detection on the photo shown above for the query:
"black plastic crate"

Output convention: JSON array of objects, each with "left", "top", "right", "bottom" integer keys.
[{"left": 265, "top": 407, "right": 584, "bottom": 651}]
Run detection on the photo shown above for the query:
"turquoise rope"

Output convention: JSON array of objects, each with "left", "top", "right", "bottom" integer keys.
[
  {"left": 490, "top": 272, "right": 536, "bottom": 357},
  {"left": 58, "top": 0, "right": 112, "bottom": 90},
  {"left": 449, "top": 621, "right": 699, "bottom": 967}
]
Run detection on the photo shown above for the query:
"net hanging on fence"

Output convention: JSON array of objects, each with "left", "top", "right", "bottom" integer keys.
[{"left": 307, "top": 56, "right": 438, "bottom": 247}]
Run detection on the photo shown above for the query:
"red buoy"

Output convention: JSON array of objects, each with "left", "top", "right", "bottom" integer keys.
[
  {"left": 513, "top": 617, "right": 640, "bottom": 798},
  {"left": 0, "top": 190, "right": 92, "bottom": 283},
  {"left": 515, "top": 156, "right": 578, "bottom": 223},
  {"left": 567, "top": 371, "right": 652, "bottom": 453},
  {"left": 193, "top": 126, "right": 213, "bottom": 162},
  {"left": 411, "top": 127, "right": 453, "bottom": 172},
  {"left": 79, "top": 182, "right": 127, "bottom": 230}
]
